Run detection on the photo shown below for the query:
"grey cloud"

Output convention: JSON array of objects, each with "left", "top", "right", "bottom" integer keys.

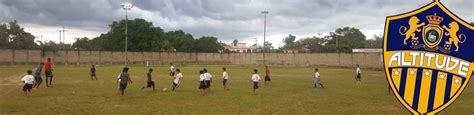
[
  {"left": 0, "top": 0, "right": 122, "bottom": 30},
  {"left": 0, "top": 0, "right": 472, "bottom": 43}
]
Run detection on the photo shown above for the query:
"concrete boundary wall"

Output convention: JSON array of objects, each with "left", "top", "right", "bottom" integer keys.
[{"left": 0, "top": 49, "right": 383, "bottom": 68}]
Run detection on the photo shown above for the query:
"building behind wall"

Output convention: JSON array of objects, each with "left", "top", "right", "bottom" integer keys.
[
  {"left": 284, "top": 47, "right": 311, "bottom": 53},
  {"left": 224, "top": 42, "right": 257, "bottom": 53}
]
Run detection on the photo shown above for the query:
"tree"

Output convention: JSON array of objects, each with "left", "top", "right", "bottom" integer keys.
[
  {"left": 194, "top": 36, "right": 224, "bottom": 52},
  {"left": 72, "top": 37, "right": 93, "bottom": 50},
  {"left": 283, "top": 34, "right": 296, "bottom": 45},
  {"left": 295, "top": 36, "right": 328, "bottom": 53},
  {"left": 364, "top": 34, "right": 383, "bottom": 48},
  {"left": 277, "top": 27, "right": 368, "bottom": 53},
  {"left": 232, "top": 39, "right": 239, "bottom": 46},
  {"left": 160, "top": 39, "right": 174, "bottom": 51},
  {"left": 263, "top": 41, "right": 280, "bottom": 52},
  {"left": 92, "top": 18, "right": 163, "bottom": 51},
  {"left": 38, "top": 41, "right": 72, "bottom": 55},
  {"left": 0, "top": 23, "right": 9, "bottom": 48},
  {"left": 164, "top": 30, "right": 194, "bottom": 52},
  {"left": 0, "top": 20, "right": 38, "bottom": 49},
  {"left": 259, "top": 41, "right": 272, "bottom": 52},
  {"left": 282, "top": 34, "right": 296, "bottom": 49},
  {"left": 85, "top": 18, "right": 224, "bottom": 52},
  {"left": 326, "top": 27, "right": 366, "bottom": 52},
  {"left": 38, "top": 41, "right": 58, "bottom": 56},
  {"left": 264, "top": 41, "right": 273, "bottom": 49}
]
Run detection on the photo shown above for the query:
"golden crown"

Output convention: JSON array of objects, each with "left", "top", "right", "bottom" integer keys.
[{"left": 426, "top": 13, "right": 444, "bottom": 25}]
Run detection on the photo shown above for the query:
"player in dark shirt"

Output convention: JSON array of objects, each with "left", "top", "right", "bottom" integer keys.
[
  {"left": 142, "top": 68, "right": 155, "bottom": 91},
  {"left": 90, "top": 65, "right": 97, "bottom": 80},
  {"left": 117, "top": 67, "right": 132, "bottom": 96},
  {"left": 33, "top": 63, "right": 44, "bottom": 88}
]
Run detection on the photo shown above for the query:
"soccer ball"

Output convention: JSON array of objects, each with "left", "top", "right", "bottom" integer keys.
[{"left": 163, "top": 88, "right": 167, "bottom": 92}]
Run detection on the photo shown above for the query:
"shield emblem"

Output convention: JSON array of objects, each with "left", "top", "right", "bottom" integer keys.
[
  {"left": 384, "top": 0, "right": 474, "bottom": 114},
  {"left": 422, "top": 23, "right": 443, "bottom": 48}
]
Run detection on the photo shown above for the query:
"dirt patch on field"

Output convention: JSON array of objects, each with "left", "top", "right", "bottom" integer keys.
[{"left": 0, "top": 73, "right": 26, "bottom": 97}]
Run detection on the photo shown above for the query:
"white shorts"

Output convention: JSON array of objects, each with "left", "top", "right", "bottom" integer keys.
[{"left": 314, "top": 78, "right": 321, "bottom": 84}]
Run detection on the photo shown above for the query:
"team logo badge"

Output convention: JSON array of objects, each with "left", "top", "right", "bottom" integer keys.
[{"left": 384, "top": 0, "right": 474, "bottom": 114}]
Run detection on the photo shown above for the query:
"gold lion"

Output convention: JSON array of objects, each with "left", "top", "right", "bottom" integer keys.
[
  {"left": 443, "top": 22, "right": 466, "bottom": 52},
  {"left": 399, "top": 16, "right": 425, "bottom": 45}
]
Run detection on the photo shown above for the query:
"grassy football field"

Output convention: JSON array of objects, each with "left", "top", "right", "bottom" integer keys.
[{"left": 0, "top": 65, "right": 472, "bottom": 114}]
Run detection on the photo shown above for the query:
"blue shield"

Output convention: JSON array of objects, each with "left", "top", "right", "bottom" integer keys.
[{"left": 384, "top": 0, "right": 474, "bottom": 114}]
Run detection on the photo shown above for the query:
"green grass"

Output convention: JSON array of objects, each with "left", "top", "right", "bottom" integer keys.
[{"left": 0, "top": 65, "right": 472, "bottom": 114}]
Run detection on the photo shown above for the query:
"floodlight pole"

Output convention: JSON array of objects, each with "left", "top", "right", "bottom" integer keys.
[
  {"left": 125, "top": 9, "right": 128, "bottom": 66},
  {"left": 261, "top": 11, "right": 268, "bottom": 65},
  {"left": 122, "top": 3, "right": 132, "bottom": 66}
]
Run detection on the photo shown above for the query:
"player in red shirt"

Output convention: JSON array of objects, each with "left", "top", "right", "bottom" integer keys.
[
  {"left": 264, "top": 65, "right": 271, "bottom": 86},
  {"left": 44, "top": 58, "right": 53, "bottom": 87}
]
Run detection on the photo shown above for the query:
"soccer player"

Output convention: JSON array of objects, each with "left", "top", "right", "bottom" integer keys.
[
  {"left": 199, "top": 70, "right": 207, "bottom": 96},
  {"left": 251, "top": 69, "right": 261, "bottom": 95},
  {"left": 203, "top": 68, "right": 212, "bottom": 93},
  {"left": 142, "top": 68, "right": 155, "bottom": 91},
  {"left": 355, "top": 64, "right": 362, "bottom": 84},
  {"left": 90, "top": 65, "right": 97, "bottom": 80},
  {"left": 222, "top": 67, "right": 229, "bottom": 91},
  {"left": 44, "top": 58, "right": 53, "bottom": 87},
  {"left": 314, "top": 68, "right": 324, "bottom": 88},
  {"left": 172, "top": 69, "right": 183, "bottom": 92},
  {"left": 264, "top": 65, "right": 271, "bottom": 86},
  {"left": 21, "top": 70, "right": 35, "bottom": 96},
  {"left": 169, "top": 63, "right": 175, "bottom": 78},
  {"left": 117, "top": 67, "right": 132, "bottom": 96},
  {"left": 33, "top": 63, "right": 44, "bottom": 88}
]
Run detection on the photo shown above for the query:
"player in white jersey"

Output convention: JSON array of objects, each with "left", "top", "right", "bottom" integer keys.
[
  {"left": 314, "top": 68, "right": 324, "bottom": 88},
  {"left": 251, "top": 69, "right": 261, "bottom": 95},
  {"left": 203, "top": 68, "right": 213, "bottom": 93},
  {"left": 222, "top": 67, "right": 229, "bottom": 91},
  {"left": 21, "top": 70, "right": 35, "bottom": 96},
  {"left": 172, "top": 69, "right": 183, "bottom": 92},
  {"left": 355, "top": 64, "right": 362, "bottom": 84},
  {"left": 198, "top": 70, "right": 206, "bottom": 96}
]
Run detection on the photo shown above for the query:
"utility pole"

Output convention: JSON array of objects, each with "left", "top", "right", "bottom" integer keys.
[
  {"left": 62, "top": 27, "right": 66, "bottom": 43},
  {"left": 57, "top": 27, "right": 67, "bottom": 44}
]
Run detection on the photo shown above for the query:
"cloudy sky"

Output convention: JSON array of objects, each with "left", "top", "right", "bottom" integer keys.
[{"left": 0, "top": 0, "right": 473, "bottom": 47}]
